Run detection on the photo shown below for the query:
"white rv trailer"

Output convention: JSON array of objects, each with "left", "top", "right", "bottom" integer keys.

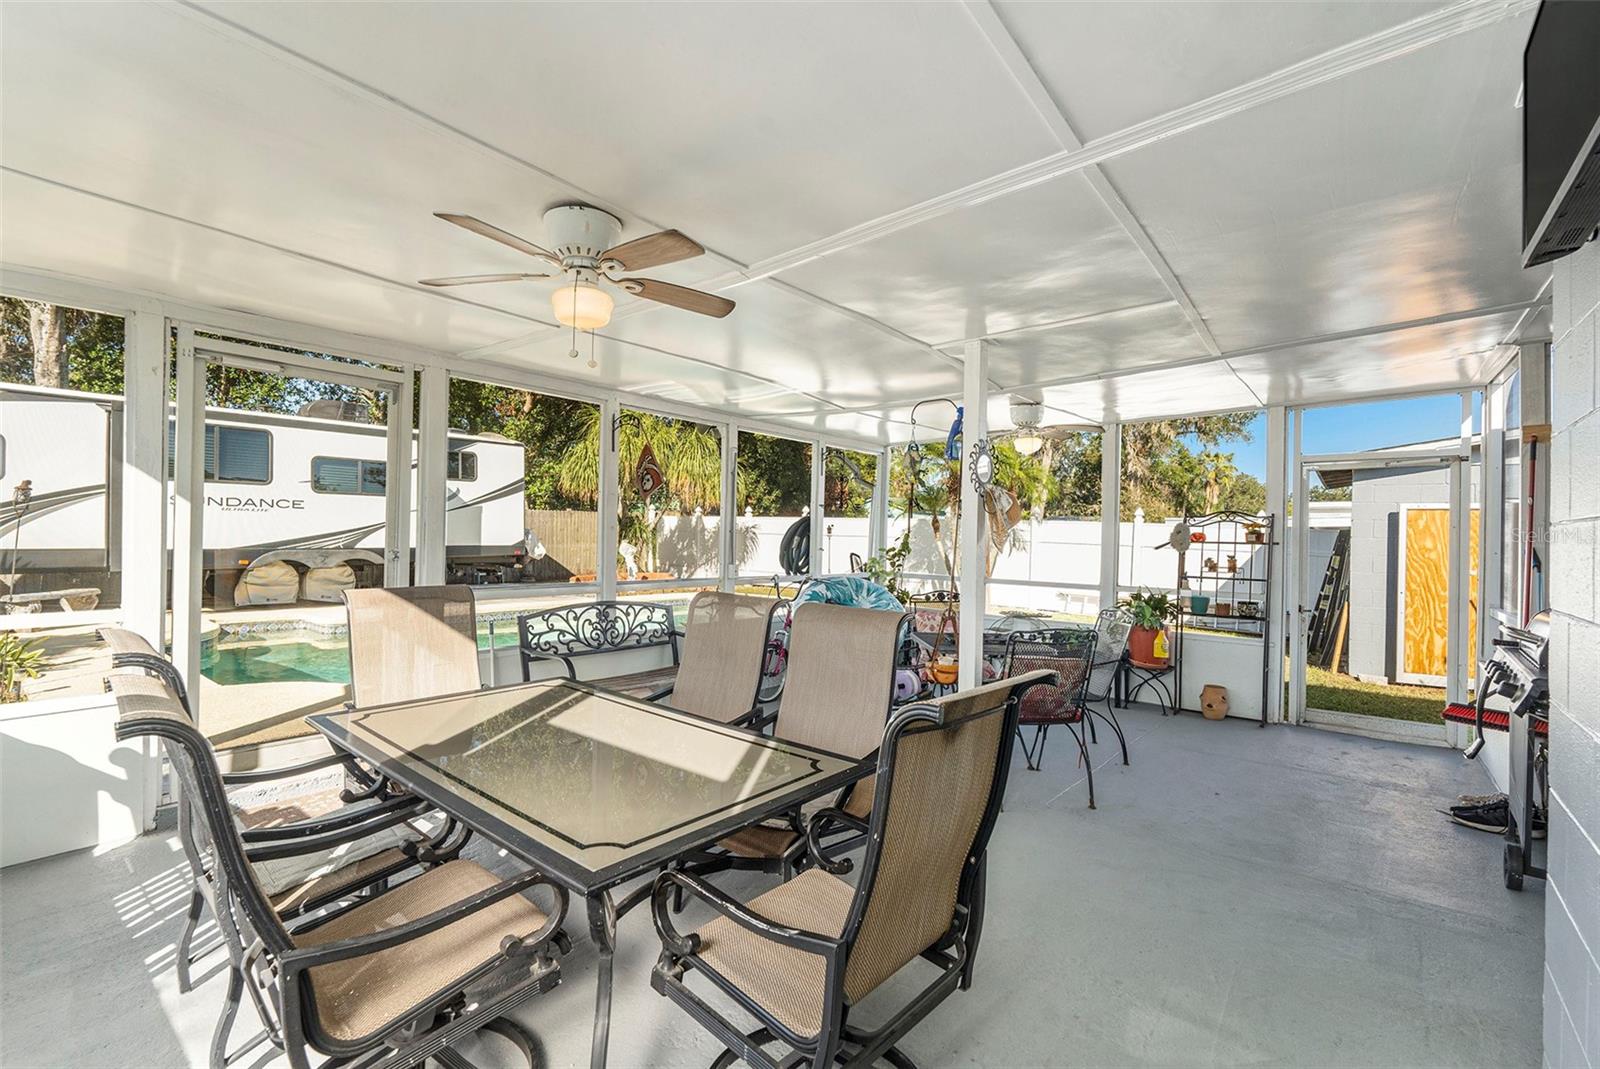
[{"left": 0, "top": 383, "right": 529, "bottom": 602}]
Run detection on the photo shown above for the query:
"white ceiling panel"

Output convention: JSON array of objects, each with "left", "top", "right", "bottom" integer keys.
[
  {"left": 1097, "top": 16, "right": 1546, "bottom": 354},
  {"left": 994, "top": 1, "right": 1447, "bottom": 143},
  {"left": 0, "top": 171, "right": 531, "bottom": 354},
  {"left": 1037, "top": 363, "right": 1263, "bottom": 425},
  {"left": 1227, "top": 310, "right": 1524, "bottom": 407},
  {"left": 983, "top": 300, "right": 1209, "bottom": 390},
  {"left": 189, "top": 0, "right": 1061, "bottom": 264},
  {"left": 501, "top": 281, "right": 965, "bottom": 413},
  {"left": 777, "top": 173, "right": 1176, "bottom": 346}
]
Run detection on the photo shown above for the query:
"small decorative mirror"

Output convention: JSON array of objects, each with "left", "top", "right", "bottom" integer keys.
[{"left": 968, "top": 437, "right": 996, "bottom": 492}]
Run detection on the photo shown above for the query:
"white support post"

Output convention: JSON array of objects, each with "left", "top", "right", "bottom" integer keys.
[
  {"left": 383, "top": 369, "right": 415, "bottom": 587},
  {"left": 870, "top": 447, "right": 891, "bottom": 560},
  {"left": 598, "top": 396, "right": 621, "bottom": 602},
  {"left": 957, "top": 341, "right": 988, "bottom": 690},
  {"left": 1445, "top": 392, "right": 1474, "bottom": 706},
  {"left": 1288, "top": 410, "right": 1308, "bottom": 725},
  {"left": 171, "top": 327, "right": 206, "bottom": 721},
  {"left": 123, "top": 303, "right": 168, "bottom": 831},
  {"left": 810, "top": 441, "right": 826, "bottom": 576},
  {"left": 121, "top": 304, "right": 168, "bottom": 647},
  {"left": 1265, "top": 406, "right": 1288, "bottom": 723},
  {"left": 720, "top": 425, "right": 738, "bottom": 591},
  {"left": 1099, "top": 423, "right": 1121, "bottom": 613},
  {"left": 1479, "top": 382, "right": 1504, "bottom": 657},
  {"left": 414, "top": 365, "right": 449, "bottom": 586}
]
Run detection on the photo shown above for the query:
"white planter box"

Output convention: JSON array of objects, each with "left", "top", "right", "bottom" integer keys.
[
  {"left": 1177, "top": 631, "right": 1268, "bottom": 722},
  {"left": 0, "top": 693, "right": 156, "bottom": 868}
]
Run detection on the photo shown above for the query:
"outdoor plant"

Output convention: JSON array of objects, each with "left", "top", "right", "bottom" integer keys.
[
  {"left": 1, "top": 632, "right": 45, "bottom": 702},
  {"left": 861, "top": 530, "right": 912, "bottom": 604},
  {"left": 1119, "top": 588, "right": 1178, "bottom": 630}
]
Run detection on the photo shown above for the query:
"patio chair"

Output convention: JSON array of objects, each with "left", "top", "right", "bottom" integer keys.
[
  {"left": 650, "top": 670, "right": 1052, "bottom": 1069},
  {"left": 653, "top": 591, "right": 783, "bottom": 726},
  {"left": 343, "top": 584, "right": 482, "bottom": 708},
  {"left": 1002, "top": 627, "right": 1100, "bottom": 807},
  {"left": 111, "top": 670, "right": 567, "bottom": 1069},
  {"left": 1083, "top": 608, "right": 1134, "bottom": 760},
  {"left": 675, "top": 602, "right": 908, "bottom": 885}
]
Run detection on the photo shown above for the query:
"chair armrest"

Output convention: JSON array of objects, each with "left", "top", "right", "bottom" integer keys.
[
  {"left": 242, "top": 804, "right": 427, "bottom": 860},
  {"left": 651, "top": 869, "right": 842, "bottom": 961},
  {"left": 805, "top": 807, "right": 869, "bottom": 875},
  {"left": 239, "top": 794, "right": 427, "bottom": 843},
  {"left": 729, "top": 706, "right": 778, "bottom": 732},
  {"left": 521, "top": 652, "right": 578, "bottom": 680},
  {"left": 282, "top": 870, "right": 568, "bottom": 970},
  {"left": 221, "top": 751, "right": 359, "bottom": 786},
  {"left": 644, "top": 682, "right": 676, "bottom": 703}
]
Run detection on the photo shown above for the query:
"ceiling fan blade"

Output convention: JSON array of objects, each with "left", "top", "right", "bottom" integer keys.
[
  {"left": 600, "top": 229, "right": 704, "bottom": 272},
  {"left": 418, "top": 273, "right": 552, "bottom": 287},
  {"left": 434, "top": 213, "right": 560, "bottom": 263},
  {"left": 617, "top": 277, "right": 735, "bottom": 318}
]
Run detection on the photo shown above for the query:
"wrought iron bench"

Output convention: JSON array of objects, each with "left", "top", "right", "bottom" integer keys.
[{"left": 516, "top": 600, "right": 681, "bottom": 699}]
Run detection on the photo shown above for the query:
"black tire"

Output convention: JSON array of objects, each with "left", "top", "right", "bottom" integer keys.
[{"left": 1504, "top": 844, "right": 1524, "bottom": 891}]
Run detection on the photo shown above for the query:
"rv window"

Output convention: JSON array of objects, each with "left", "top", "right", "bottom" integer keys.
[
  {"left": 447, "top": 449, "right": 478, "bottom": 481},
  {"left": 312, "top": 456, "right": 386, "bottom": 496},
  {"left": 167, "top": 424, "right": 274, "bottom": 483},
  {"left": 208, "top": 426, "right": 272, "bottom": 483}
]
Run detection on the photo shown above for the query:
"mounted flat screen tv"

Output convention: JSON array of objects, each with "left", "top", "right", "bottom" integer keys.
[{"left": 1522, "top": 1, "right": 1600, "bottom": 267}]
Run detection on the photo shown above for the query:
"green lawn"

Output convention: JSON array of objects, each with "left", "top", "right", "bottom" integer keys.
[{"left": 1304, "top": 667, "right": 1446, "bottom": 724}]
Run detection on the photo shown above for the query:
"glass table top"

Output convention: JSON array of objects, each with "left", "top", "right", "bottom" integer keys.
[{"left": 309, "top": 680, "right": 865, "bottom": 890}]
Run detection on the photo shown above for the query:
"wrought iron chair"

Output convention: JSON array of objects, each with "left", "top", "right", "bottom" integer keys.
[
  {"left": 517, "top": 599, "right": 681, "bottom": 697},
  {"left": 674, "top": 602, "right": 908, "bottom": 885},
  {"left": 651, "top": 670, "right": 1052, "bottom": 1069},
  {"left": 343, "top": 585, "right": 483, "bottom": 708},
  {"left": 652, "top": 591, "right": 784, "bottom": 727},
  {"left": 1084, "top": 608, "right": 1135, "bottom": 759},
  {"left": 1002, "top": 627, "right": 1100, "bottom": 807},
  {"left": 112, "top": 670, "right": 567, "bottom": 1069}
]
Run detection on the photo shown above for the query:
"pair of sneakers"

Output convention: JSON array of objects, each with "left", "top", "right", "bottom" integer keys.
[{"left": 1445, "top": 792, "right": 1547, "bottom": 838}]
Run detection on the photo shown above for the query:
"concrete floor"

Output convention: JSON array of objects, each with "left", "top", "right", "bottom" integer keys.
[{"left": 0, "top": 705, "right": 1544, "bottom": 1068}]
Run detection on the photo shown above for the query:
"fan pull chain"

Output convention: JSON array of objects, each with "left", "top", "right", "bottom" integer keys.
[
  {"left": 588, "top": 328, "right": 597, "bottom": 369},
  {"left": 568, "top": 276, "right": 580, "bottom": 359}
]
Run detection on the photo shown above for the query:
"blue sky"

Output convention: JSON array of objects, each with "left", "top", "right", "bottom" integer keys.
[{"left": 1199, "top": 394, "right": 1472, "bottom": 481}]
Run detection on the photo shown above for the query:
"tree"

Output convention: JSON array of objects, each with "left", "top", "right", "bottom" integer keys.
[{"left": 3, "top": 297, "right": 124, "bottom": 393}]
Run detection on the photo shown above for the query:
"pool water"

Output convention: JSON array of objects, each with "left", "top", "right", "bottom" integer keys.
[
  {"left": 202, "top": 626, "right": 522, "bottom": 687},
  {"left": 200, "top": 602, "right": 692, "bottom": 688}
]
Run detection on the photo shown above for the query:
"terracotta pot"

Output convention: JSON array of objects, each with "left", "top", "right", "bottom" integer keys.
[{"left": 1129, "top": 625, "right": 1168, "bottom": 665}]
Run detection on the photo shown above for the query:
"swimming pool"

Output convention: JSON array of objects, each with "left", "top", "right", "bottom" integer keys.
[{"left": 202, "top": 626, "right": 522, "bottom": 687}]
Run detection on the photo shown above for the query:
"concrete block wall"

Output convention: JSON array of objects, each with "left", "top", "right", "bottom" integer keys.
[
  {"left": 1545, "top": 236, "right": 1600, "bottom": 1069},
  {"left": 1347, "top": 465, "right": 1452, "bottom": 682}
]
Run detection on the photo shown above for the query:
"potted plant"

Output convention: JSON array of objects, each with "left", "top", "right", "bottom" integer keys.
[{"left": 1119, "top": 588, "right": 1178, "bottom": 665}]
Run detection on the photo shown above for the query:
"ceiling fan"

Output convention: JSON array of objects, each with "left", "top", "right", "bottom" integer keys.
[
  {"left": 998, "top": 398, "right": 1095, "bottom": 456},
  {"left": 419, "top": 204, "right": 735, "bottom": 344}
]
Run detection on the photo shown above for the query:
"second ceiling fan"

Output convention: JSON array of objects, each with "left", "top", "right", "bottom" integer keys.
[{"left": 420, "top": 204, "right": 735, "bottom": 333}]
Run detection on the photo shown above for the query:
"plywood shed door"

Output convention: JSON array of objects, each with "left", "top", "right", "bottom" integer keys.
[{"left": 1398, "top": 506, "right": 1479, "bottom": 685}]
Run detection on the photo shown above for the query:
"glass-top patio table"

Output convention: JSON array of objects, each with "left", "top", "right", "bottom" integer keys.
[{"left": 308, "top": 678, "right": 869, "bottom": 1069}]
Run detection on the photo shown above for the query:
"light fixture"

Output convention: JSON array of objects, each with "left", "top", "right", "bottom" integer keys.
[
  {"left": 1012, "top": 433, "right": 1044, "bottom": 456},
  {"left": 552, "top": 280, "right": 613, "bottom": 331}
]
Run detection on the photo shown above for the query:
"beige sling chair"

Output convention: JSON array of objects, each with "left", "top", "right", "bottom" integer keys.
[
  {"left": 654, "top": 591, "right": 783, "bottom": 726},
  {"left": 673, "top": 601, "right": 908, "bottom": 886},
  {"left": 112, "top": 668, "right": 566, "bottom": 1069},
  {"left": 651, "top": 670, "right": 1052, "bottom": 1068},
  {"left": 342, "top": 585, "right": 483, "bottom": 709}
]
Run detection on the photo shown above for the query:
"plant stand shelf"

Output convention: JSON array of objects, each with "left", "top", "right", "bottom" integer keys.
[{"left": 1171, "top": 510, "right": 1276, "bottom": 726}]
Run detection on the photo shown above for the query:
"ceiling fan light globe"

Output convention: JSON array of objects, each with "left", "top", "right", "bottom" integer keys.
[
  {"left": 552, "top": 282, "right": 613, "bottom": 331},
  {"left": 1012, "top": 433, "right": 1044, "bottom": 457}
]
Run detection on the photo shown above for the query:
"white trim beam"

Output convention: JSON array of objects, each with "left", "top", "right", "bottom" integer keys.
[
  {"left": 415, "top": 365, "right": 450, "bottom": 585},
  {"left": 957, "top": 340, "right": 989, "bottom": 690},
  {"left": 1099, "top": 423, "right": 1121, "bottom": 613},
  {"left": 1264, "top": 406, "right": 1288, "bottom": 724}
]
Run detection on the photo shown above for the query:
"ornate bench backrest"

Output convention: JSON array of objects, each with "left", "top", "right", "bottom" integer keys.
[{"left": 517, "top": 600, "right": 679, "bottom": 679}]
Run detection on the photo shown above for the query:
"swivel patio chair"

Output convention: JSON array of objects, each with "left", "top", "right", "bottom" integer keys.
[
  {"left": 676, "top": 601, "right": 908, "bottom": 884},
  {"left": 651, "top": 670, "right": 1053, "bottom": 1069},
  {"left": 343, "top": 584, "right": 482, "bottom": 709},
  {"left": 652, "top": 590, "right": 784, "bottom": 727},
  {"left": 112, "top": 671, "right": 568, "bottom": 1069},
  {"left": 1002, "top": 627, "right": 1100, "bottom": 807}
]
